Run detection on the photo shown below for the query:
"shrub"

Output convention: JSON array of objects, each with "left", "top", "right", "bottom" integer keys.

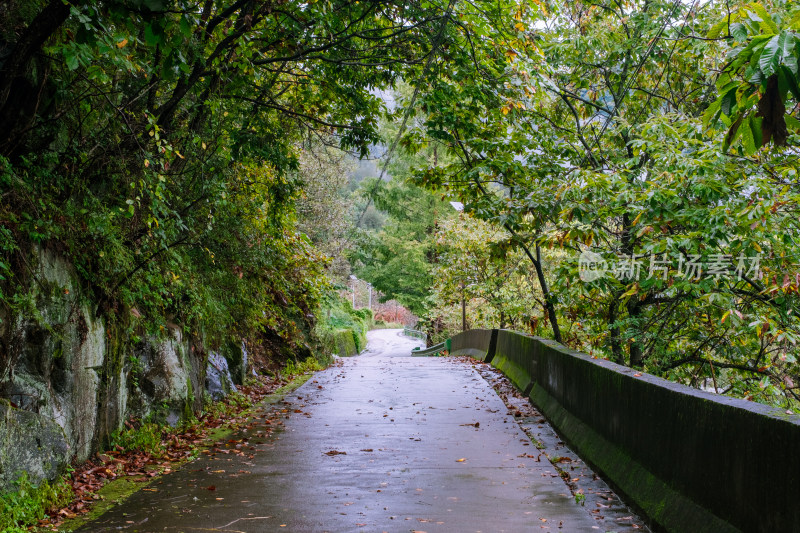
[{"left": 0, "top": 472, "right": 73, "bottom": 531}]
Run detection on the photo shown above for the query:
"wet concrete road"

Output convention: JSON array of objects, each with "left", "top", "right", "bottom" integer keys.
[{"left": 78, "top": 329, "right": 604, "bottom": 532}]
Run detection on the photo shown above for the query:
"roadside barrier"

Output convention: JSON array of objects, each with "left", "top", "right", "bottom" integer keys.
[{"left": 441, "top": 328, "right": 800, "bottom": 533}]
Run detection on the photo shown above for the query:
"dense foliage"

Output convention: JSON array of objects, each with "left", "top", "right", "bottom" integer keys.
[
  {"left": 1, "top": 0, "right": 798, "bottom": 411},
  {"left": 401, "top": 0, "right": 800, "bottom": 408},
  {"left": 0, "top": 0, "right": 475, "bottom": 373}
]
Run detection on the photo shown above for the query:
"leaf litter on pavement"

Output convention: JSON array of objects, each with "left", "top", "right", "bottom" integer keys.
[
  {"left": 35, "top": 369, "right": 323, "bottom": 531},
  {"left": 450, "top": 355, "right": 650, "bottom": 532}
]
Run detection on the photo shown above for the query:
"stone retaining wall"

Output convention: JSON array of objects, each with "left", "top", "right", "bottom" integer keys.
[{"left": 0, "top": 247, "right": 239, "bottom": 492}]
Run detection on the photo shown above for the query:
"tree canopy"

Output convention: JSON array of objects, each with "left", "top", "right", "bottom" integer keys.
[
  {"left": 1, "top": 0, "right": 799, "bottom": 409},
  {"left": 399, "top": 0, "right": 800, "bottom": 408}
]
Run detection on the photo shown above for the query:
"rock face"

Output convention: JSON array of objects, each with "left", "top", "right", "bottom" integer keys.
[
  {"left": 0, "top": 247, "right": 241, "bottom": 491},
  {"left": 205, "top": 352, "right": 237, "bottom": 401},
  {"left": 219, "top": 340, "right": 248, "bottom": 385},
  {"left": 126, "top": 329, "right": 198, "bottom": 427},
  {"left": 0, "top": 403, "right": 70, "bottom": 492},
  {"left": 1, "top": 248, "right": 106, "bottom": 469}
]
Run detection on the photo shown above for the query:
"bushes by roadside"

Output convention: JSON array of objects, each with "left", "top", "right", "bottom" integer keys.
[
  {"left": 0, "top": 473, "right": 72, "bottom": 533},
  {"left": 316, "top": 297, "right": 372, "bottom": 357}
]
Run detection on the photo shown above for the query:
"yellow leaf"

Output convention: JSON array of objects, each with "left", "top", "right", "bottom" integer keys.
[
  {"left": 721, "top": 310, "right": 731, "bottom": 324},
  {"left": 515, "top": 22, "right": 525, "bottom": 31},
  {"left": 117, "top": 38, "right": 128, "bottom": 49},
  {"left": 530, "top": 0, "right": 548, "bottom": 15},
  {"left": 456, "top": 458, "right": 466, "bottom": 462},
  {"left": 620, "top": 285, "right": 638, "bottom": 298},
  {"left": 752, "top": 242, "right": 762, "bottom": 252},
  {"left": 631, "top": 212, "right": 643, "bottom": 226}
]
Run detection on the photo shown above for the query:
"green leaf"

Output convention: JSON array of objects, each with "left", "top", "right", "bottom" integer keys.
[
  {"left": 779, "top": 31, "right": 796, "bottom": 57},
  {"left": 786, "top": 115, "right": 800, "bottom": 132},
  {"left": 759, "top": 34, "right": 782, "bottom": 77},
  {"left": 747, "top": 67, "right": 764, "bottom": 85},
  {"left": 138, "top": 0, "right": 169, "bottom": 10},
  {"left": 720, "top": 88, "right": 738, "bottom": 116},
  {"left": 179, "top": 16, "right": 192, "bottom": 37},
  {"left": 740, "top": 115, "right": 757, "bottom": 154},
  {"left": 746, "top": 3, "right": 779, "bottom": 34},
  {"left": 730, "top": 22, "right": 749, "bottom": 42},
  {"left": 702, "top": 96, "right": 723, "bottom": 126},
  {"left": 785, "top": 48, "right": 799, "bottom": 75},
  {"left": 64, "top": 50, "right": 79, "bottom": 70},
  {"left": 749, "top": 114, "right": 763, "bottom": 150},
  {"left": 723, "top": 115, "right": 744, "bottom": 152},
  {"left": 777, "top": 66, "right": 790, "bottom": 100},
  {"left": 144, "top": 22, "right": 163, "bottom": 47},
  {"left": 707, "top": 17, "right": 731, "bottom": 39},
  {"left": 790, "top": 11, "right": 800, "bottom": 30}
]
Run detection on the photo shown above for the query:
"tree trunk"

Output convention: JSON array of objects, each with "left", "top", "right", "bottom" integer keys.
[{"left": 609, "top": 297, "right": 624, "bottom": 365}]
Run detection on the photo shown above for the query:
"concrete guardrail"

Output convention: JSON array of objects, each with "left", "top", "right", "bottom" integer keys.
[
  {"left": 448, "top": 328, "right": 800, "bottom": 533},
  {"left": 411, "top": 342, "right": 447, "bottom": 356},
  {"left": 403, "top": 327, "right": 428, "bottom": 343}
]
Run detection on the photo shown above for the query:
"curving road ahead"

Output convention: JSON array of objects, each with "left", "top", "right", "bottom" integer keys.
[{"left": 77, "top": 329, "right": 634, "bottom": 532}]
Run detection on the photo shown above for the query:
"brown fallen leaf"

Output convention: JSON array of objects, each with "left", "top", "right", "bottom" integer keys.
[{"left": 324, "top": 450, "right": 347, "bottom": 456}]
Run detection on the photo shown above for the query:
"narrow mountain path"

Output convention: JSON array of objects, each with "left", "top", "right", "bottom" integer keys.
[{"left": 77, "top": 329, "right": 641, "bottom": 532}]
